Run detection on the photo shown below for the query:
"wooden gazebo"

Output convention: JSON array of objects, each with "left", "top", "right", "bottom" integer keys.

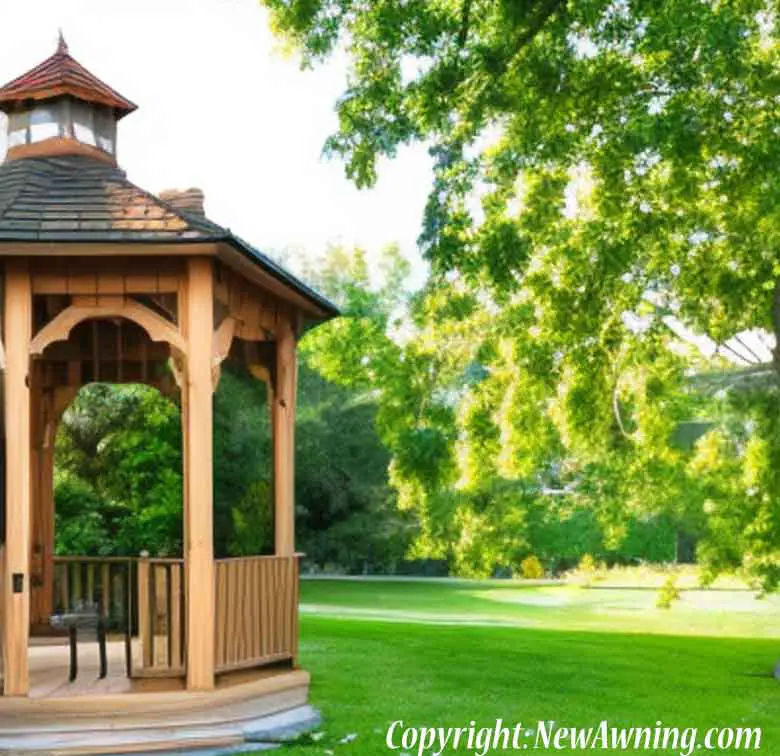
[{"left": 0, "top": 36, "right": 337, "bottom": 751}]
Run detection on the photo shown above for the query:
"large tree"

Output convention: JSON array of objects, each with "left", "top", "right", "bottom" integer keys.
[{"left": 262, "top": 0, "right": 780, "bottom": 587}]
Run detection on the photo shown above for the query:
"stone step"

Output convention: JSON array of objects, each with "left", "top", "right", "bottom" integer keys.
[{"left": 0, "top": 704, "right": 320, "bottom": 755}]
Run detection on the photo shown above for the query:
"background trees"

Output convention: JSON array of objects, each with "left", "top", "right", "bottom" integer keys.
[{"left": 52, "top": 237, "right": 778, "bottom": 588}]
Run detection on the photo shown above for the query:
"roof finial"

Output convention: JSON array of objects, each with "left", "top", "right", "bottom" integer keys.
[{"left": 56, "top": 29, "right": 69, "bottom": 55}]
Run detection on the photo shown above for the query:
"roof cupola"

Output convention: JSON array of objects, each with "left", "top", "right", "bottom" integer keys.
[{"left": 0, "top": 33, "right": 136, "bottom": 163}]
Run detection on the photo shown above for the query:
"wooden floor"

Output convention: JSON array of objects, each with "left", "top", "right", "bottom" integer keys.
[{"left": 29, "top": 638, "right": 145, "bottom": 698}]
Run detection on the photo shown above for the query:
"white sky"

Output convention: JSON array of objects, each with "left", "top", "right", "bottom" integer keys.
[{"left": 0, "top": 0, "right": 432, "bottom": 286}]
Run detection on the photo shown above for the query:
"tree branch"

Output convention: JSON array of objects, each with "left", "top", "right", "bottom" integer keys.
[
  {"left": 457, "top": 0, "right": 473, "bottom": 49},
  {"left": 506, "top": 0, "right": 567, "bottom": 67},
  {"left": 732, "top": 334, "right": 763, "bottom": 366},
  {"left": 612, "top": 383, "right": 631, "bottom": 440},
  {"left": 771, "top": 279, "right": 780, "bottom": 382},
  {"left": 719, "top": 341, "right": 750, "bottom": 366}
]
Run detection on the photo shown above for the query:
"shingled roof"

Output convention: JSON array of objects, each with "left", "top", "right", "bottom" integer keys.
[
  {"left": 0, "top": 154, "right": 338, "bottom": 316},
  {"left": 0, "top": 35, "right": 136, "bottom": 117}
]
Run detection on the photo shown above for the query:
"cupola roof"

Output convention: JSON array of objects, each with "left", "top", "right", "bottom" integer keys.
[{"left": 0, "top": 34, "right": 136, "bottom": 117}]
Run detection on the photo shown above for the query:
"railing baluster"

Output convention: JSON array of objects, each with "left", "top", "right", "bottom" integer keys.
[
  {"left": 165, "top": 564, "right": 173, "bottom": 668},
  {"left": 57, "top": 561, "right": 68, "bottom": 614},
  {"left": 125, "top": 560, "right": 133, "bottom": 679},
  {"left": 149, "top": 562, "right": 158, "bottom": 667},
  {"left": 170, "top": 563, "right": 182, "bottom": 669},
  {"left": 138, "top": 558, "right": 152, "bottom": 669},
  {"left": 86, "top": 563, "right": 95, "bottom": 608},
  {"left": 100, "top": 563, "right": 110, "bottom": 618}
]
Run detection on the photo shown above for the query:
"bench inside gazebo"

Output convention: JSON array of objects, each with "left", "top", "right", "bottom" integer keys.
[{"left": 0, "top": 36, "right": 338, "bottom": 753}]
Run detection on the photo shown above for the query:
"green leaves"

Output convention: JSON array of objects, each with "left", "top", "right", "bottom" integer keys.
[{"left": 55, "top": 384, "right": 183, "bottom": 557}]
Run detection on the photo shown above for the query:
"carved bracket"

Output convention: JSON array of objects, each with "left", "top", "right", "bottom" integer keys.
[
  {"left": 211, "top": 317, "right": 237, "bottom": 390},
  {"left": 30, "top": 298, "right": 188, "bottom": 357},
  {"left": 168, "top": 354, "right": 186, "bottom": 390}
]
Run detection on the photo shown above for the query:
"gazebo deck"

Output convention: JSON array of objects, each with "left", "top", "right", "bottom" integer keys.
[{"left": 0, "top": 640, "right": 313, "bottom": 754}]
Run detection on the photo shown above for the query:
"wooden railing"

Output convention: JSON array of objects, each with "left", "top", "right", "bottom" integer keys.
[
  {"left": 137, "top": 557, "right": 185, "bottom": 676},
  {"left": 51, "top": 553, "right": 299, "bottom": 678},
  {"left": 53, "top": 555, "right": 184, "bottom": 678},
  {"left": 52, "top": 556, "right": 133, "bottom": 632},
  {"left": 214, "top": 554, "right": 299, "bottom": 673}
]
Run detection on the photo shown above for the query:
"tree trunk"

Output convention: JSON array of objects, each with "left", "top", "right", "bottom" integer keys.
[{"left": 771, "top": 279, "right": 780, "bottom": 381}]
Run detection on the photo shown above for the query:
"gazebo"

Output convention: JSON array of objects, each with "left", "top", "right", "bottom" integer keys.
[{"left": 0, "top": 36, "right": 338, "bottom": 752}]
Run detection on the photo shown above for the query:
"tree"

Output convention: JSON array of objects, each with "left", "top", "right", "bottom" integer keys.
[
  {"left": 261, "top": 0, "right": 780, "bottom": 588},
  {"left": 297, "top": 244, "right": 417, "bottom": 570},
  {"left": 213, "top": 367, "right": 273, "bottom": 557}
]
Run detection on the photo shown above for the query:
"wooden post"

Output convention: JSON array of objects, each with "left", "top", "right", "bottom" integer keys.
[
  {"left": 30, "top": 377, "right": 55, "bottom": 627},
  {"left": 28, "top": 364, "right": 42, "bottom": 626},
  {"left": 137, "top": 555, "right": 152, "bottom": 670},
  {"left": 3, "top": 259, "right": 32, "bottom": 696},
  {"left": 37, "top": 427, "right": 55, "bottom": 622},
  {"left": 274, "top": 318, "right": 297, "bottom": 556},
  {"left": 183, "top": 258, "right": 215, "bottom": 690}
]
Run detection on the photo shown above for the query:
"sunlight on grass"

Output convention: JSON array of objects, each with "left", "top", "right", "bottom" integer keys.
[
  {"left": 277, "top": 579, "right": 780, "bottom": 755},
  {"left": 275, "top": 615, "right": 780, "bottom": 756},
  {"left": 300, "top": 579, "right": 780, "bottom": 638}
]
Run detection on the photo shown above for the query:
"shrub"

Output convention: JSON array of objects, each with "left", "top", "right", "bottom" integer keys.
[
  {"left": 656, "top": 576, "right": 682, "bottom": 609},
  {"left": 574, "top": 553, "right": 605, "bottom": 587},
  {"left": 520, "top": 555, "right": 545, "bottom": 579}
]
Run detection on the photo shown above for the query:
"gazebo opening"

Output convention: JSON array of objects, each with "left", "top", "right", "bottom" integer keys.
[
  {"left": 24, "top": 323, "right": 282, "bottom": 695},
  {"left": 26, "top": 315, "right": 187, "bottom": 695}
]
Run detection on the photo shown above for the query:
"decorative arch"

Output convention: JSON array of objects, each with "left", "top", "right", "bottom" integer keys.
[{"left": 29, "top": 299, "right": 187, "bottom": 357}]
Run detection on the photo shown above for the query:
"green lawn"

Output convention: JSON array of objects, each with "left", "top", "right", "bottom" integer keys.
[
  {"left": 275, "top": 580, "right": 780, "bottom": 755},
  {"left": 300, "top": 578, "right": 780, "bottom": 639}
]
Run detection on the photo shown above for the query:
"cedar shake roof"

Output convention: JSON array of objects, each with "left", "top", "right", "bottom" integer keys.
[
  {"left": 0, "top": 155, "right": 221, "bottom": 240},
  {"left": 0, "top": 154, "right": 339, "bottom": 316},
  {"left": 0, "top": 35, "right": 137, "bottom": 117}
]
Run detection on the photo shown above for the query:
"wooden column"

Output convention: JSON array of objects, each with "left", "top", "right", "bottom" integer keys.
[
  {"left": 29, "top": 369, "right": 55, "bottom": 627},
  {"left": 3, "top": 260, "right": 32, "bottom": 696},
  {"left": 183, "top": 258, "right": 215, "bottom": 690},
  {"left": 37, "top": 431, "right": 55, "bottom": 623},
  {"left": 28, "top": 365, "right": 41, "bottom": 626},
  {"left": 273, "top": 317, "right": 297, "bottom": 556}
]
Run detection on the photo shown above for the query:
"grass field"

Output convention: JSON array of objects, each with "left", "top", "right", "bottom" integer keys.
[
  {"left": 276, "top": 579, "right": 780, "bottom": 756},
  {"left": 299, "top": 578, "right": 780, "bottom": 638}
]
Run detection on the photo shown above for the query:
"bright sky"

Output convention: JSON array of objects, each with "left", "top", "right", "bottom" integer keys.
[{"left": 0, "top": 0, "right": 432, "bottom": 286}]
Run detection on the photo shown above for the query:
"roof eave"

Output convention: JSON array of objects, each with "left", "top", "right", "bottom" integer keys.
[
  {"left": 217, "top": 235, "right": 341, "bottom": 323},
  {"left": 0, "top": 87, "right": 138, "bottom": 118},
  {"left": 0, "top": 232, "right": 340, "bottom": 322}
]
